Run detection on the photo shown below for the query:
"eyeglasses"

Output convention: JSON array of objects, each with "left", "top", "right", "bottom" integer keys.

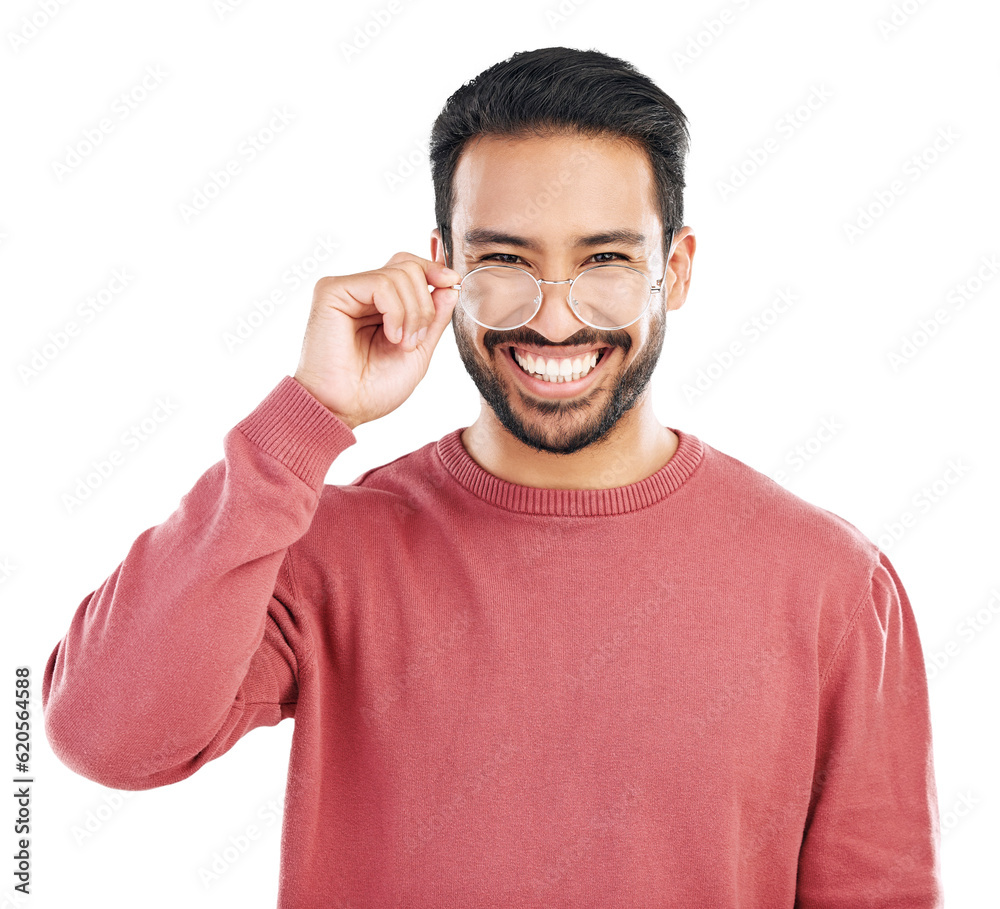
[{"left": 446, "top": 232, "right": 674, "bottom": 331}]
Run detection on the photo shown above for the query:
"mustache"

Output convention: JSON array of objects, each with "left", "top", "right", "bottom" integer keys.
[{"left": 483, "top": 328, "right": 632, "bottom": 354}]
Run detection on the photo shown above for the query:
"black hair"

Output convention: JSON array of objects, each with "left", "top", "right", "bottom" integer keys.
[{"left": 429, "top": 46, "right": 690, "bottom": 266}]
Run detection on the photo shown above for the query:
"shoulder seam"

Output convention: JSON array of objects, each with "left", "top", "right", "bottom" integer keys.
[
  {"left": 818, "top": 547, "right": 880, "bottom": 692},
  {"left": 347, "top": 442, "right": 436, "bottom": 488}
]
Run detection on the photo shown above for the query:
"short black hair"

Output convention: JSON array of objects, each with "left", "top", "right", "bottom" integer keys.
[{"left": 429, "top": 46, "right": 690, "bottom": 266}]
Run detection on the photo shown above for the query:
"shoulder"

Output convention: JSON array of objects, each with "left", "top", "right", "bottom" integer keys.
[
  {"left": 690, "top": 436, "right": 882, "bottom": 614},
  {"left": 693, "top": 435, "right": 892, "bottom": 675},
  {"left": 315, "top": 433, "right": 445, "bottom": 514}
]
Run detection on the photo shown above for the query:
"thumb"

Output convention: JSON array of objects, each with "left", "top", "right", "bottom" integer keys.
[
  {"left": 420, "top": 283, "right": 460, "bottom": 350},
  {"left": 426, "top": 259, "right": 462, "bottom": 287}
]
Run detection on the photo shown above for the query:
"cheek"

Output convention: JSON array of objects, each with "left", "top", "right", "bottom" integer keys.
[
  {"left": 625, "top": 310, "right": 663, "bottom": 358},
  {"left": 628, "top": 324, "right": 649, "bottom": 352},
  {"left": 452, "top": 308, "right": 489, "bottom": 356}
]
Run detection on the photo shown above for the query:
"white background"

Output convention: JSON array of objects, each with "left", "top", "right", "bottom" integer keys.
[{"left": 2, "top": 0, "right": 998, "bottom": 905}]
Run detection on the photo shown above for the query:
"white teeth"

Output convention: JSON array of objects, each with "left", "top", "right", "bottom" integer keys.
[{"left": 512, "top": 348, "right": 601, "bottom": 383}]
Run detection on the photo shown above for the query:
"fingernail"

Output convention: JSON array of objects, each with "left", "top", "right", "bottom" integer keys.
[
  {"left": 407, "top": 331, "right": 419, "bottom": 348},
  {"left": 417, "top": 327, "right": 428, "bottom": 343}
]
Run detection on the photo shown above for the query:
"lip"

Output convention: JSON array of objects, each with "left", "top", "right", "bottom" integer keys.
[{"left": 501, "top": 345, "right": 614, "bottom": 398}]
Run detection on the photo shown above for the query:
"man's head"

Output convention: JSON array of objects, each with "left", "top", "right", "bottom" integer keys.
[{"left": 428, "top": 47, "right": 694, "bottom": 455}]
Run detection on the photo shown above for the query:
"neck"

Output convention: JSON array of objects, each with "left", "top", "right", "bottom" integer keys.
[{"left": 460, "top": 394, "right": 678, "bottom": 491}]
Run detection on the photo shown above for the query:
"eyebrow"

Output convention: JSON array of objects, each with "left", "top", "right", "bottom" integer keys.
[{"left": 463, "top": 227, "right": 647, "bottom": 250}]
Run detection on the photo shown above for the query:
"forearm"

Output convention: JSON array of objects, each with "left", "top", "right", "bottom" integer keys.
[{"left": 42, "top": 377, "right": 355, "bottom": 786}]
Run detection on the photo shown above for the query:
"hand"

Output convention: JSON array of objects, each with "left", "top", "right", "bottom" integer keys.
[{"left": 293, "top": 252, "right": 461, "bottom": 429}]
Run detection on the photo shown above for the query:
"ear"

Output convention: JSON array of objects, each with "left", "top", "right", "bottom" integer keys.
[
  {"left": 430, "top": 227, "right": 449, "bottom": 269},
  {"left": 665, "top": 227, "right": 696, "bottom": 313}
]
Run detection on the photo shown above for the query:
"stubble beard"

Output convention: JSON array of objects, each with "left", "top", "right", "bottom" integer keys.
[{"left": 451, "top": 303, "right": 667, "bottom": 456}]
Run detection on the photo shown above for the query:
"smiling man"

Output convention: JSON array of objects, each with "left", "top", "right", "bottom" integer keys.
[
  {"left": 43, "top": 47, "right": 942, "bottom": 908},
  {"left": 443, "top": 131, "right": 687, "bottom": 488}
]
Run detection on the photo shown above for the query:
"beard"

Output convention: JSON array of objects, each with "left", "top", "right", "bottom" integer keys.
[{"left": 451, "top": 302, "right": 667, "bottom": 455}]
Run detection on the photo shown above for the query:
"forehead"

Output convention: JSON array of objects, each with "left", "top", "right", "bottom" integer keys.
[{"left": 450, "top": 132, "right": 661, "bottom": 249}]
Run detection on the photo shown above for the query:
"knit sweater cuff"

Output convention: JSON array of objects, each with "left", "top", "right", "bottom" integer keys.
[{"left": 234, "top": 375, "right": 357, "bottom": 489}]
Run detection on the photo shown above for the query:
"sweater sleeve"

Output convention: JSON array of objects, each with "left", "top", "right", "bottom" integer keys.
[
  {"left": 41, "top": 376, "right": 356, "bottom": 791},
  {"left": 795, "top": 550, "right": 944, "bottom": 908}
]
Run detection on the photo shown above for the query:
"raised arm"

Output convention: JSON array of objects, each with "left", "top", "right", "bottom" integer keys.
[
  {"left": 42, "top": 251, "right": 460, "bottom": 789},
  {"left": 42, "top": 377, "right": 355, "bottom": 789}
]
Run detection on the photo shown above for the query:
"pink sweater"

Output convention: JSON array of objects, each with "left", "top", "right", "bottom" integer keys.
[{"left": 43, "top": 375, "right": 943, "bottom": 907}]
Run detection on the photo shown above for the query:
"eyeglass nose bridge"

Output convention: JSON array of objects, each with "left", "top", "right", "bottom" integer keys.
[
  {"left": 532, "top": 276, "right": 575, "bottom": 311},
  {"left": 446, "top": 275, "right": 581, "bottom": 306}
]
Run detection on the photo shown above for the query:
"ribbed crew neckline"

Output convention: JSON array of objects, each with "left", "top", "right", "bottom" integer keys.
[{"left": 435, "top": 426, "right": 704, "bottom": 516}]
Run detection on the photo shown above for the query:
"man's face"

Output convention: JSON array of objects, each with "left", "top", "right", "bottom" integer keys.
[{"left": 437, "top": 132, "right": 674, "bottom": 456}]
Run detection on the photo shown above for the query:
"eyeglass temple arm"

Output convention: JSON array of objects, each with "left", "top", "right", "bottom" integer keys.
[
  {"left": 441, "top": 227, "right": 464, "bottom": 289},
  {"left": 656, "top": 229, "right": 676, "bottom": 289}
]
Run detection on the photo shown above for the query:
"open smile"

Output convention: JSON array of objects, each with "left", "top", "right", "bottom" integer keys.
[{"left": 502, "top": 345, "right": 614, "bottom": 397}]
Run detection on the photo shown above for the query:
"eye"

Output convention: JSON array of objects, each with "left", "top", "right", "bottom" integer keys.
[
  {"left": 479, "top": 253, "right": 523, "bottom": 265},
  {"left": 477, "top": 252, "right": 631, "bottom": 266}
]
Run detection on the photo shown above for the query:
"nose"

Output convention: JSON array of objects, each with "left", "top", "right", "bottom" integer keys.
[{"left": 524, "top": 278, "right": 585, "bottom": 342}]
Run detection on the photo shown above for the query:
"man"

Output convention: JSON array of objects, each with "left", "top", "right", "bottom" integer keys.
[{"left": 43, "top": 47, "right": 943, "bottom": 907}]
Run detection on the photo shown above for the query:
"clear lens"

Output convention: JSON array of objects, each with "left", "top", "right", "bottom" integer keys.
[
  {"left": 571, "top": 266, "right": 651, "bottom": 329},
  {"left": 458, "top": 265, "right": 651, "bottom": 330},
  {"left": 458, "top": 266, "right": 539, "bottom": 330}
]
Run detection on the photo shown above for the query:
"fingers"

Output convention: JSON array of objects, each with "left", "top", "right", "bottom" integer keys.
[
  {"left": 318, "top": 253, "right": 460, "bottom": 353},
  {"left": 422, "top": 283, "right": 460, "bottom": 349},
  {"left": 384, "top": 260, "right": 436, "bottom": 350},
  {"left": 362, "top": 271, "right": 408, "bottom": 344},
  {"left": 386, "top": 252, "right": 461, "bottom": 291},
  {"left": 381, "top": 255, "right": 461, "bottom": 351}
]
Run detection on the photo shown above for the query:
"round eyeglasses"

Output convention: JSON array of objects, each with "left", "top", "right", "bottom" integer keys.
[{"left": 447, "top": 260, "right": 668, "bottom": 331}]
